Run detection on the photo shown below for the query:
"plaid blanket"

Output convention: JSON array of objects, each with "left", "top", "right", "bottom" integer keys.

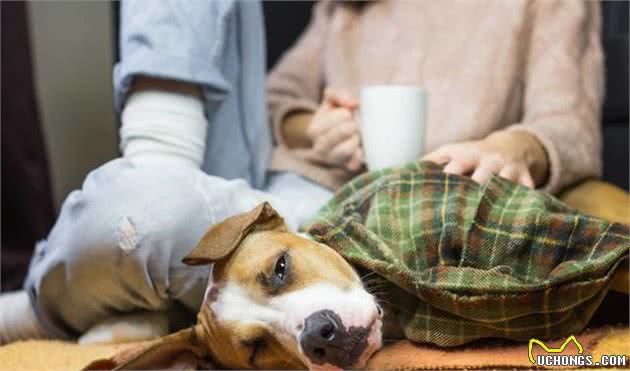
[{"left": 304, "top": 162, "right": 629, "bottom": 347}]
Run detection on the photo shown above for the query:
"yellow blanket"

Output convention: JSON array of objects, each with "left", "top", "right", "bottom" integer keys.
[{"left": 1, "top": 326, "right": 628, "bottom": 370}]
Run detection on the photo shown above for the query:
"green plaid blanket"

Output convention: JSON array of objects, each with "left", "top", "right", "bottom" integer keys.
[{"left": 303, "top": 162, "right": 629, "bottom": 347}]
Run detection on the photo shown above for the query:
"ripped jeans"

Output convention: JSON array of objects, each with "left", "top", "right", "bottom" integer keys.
[{"left": 24, "top": 159, "right": 332, "bottom": 339}]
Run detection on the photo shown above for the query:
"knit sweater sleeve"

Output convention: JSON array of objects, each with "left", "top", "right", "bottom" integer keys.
[{"left": 506, "top": 0, "right": 604, "bottom": 193}]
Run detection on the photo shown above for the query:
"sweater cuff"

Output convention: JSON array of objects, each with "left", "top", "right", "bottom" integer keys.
[{"left": 271, "top": 99, "right": 319, "bottom": 147}]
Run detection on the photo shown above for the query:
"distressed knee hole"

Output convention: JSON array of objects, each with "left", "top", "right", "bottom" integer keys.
[{"left": 118, "top": 216, "right": 138, "bottom": 253}]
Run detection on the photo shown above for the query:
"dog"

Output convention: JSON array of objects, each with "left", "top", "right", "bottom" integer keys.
[
  {"left": 82, "top": 160, "right": 630, "bottom": 370},
  {"left": 85, "top": 202, "right": 396, "bottom": 370}
]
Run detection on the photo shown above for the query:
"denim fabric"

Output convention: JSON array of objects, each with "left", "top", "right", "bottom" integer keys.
[
  {"left": 114, "top": 0, "right": 270, "bottom": 189},
  {"left": 24, "top": 0, "right": 333, "bottom": 338},
  {"left": 24, "top": 160, "right": 331, "bottom": 339}
]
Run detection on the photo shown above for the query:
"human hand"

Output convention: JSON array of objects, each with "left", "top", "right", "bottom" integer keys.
[
  {"left": 306, "top": 88, "right": 364, "bottom": 172},
  {"left": 422, "top": 130, "right": 549, "bottom": 188}
]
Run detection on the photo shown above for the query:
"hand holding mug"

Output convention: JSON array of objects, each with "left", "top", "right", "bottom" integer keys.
[{"left": 306, "top": 88, "right": 364, "bottom": 172}]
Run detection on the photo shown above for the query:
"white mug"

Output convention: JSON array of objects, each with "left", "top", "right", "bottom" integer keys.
[{"left": 359, "top": 85, "right": 428, "bottom": 171}]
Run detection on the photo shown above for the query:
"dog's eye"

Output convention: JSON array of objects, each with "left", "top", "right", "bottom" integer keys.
[
  {"left": 261, "top": 252, "right": 290, "bottom": 293},
  {"left": 274, "top": 253, "right": 287, "bottom": 281}
]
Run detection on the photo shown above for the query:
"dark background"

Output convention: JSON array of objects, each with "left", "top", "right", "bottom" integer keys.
[{"left": 2, "top": 1, "right": 628, "bottom": 295}]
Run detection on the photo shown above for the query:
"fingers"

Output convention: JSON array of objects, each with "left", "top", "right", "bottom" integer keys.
[
  {"left": 313, "top": 120, "right": 358, "bottom": 155},
  {"left": 328, "top": 134, "right": 361, "bottom": 166},
  {"left": 428, "top": 141, "right": 536, "bottom": 188},
  {"left": 497, "top": 165, "right": 520, "bottom": 183},
  {"left": 422, "top": 149, "right": 450, "bottom": 165},
  {"left": 309, "top": 100, "right": 363, "bottom": 167},
  {"left": 497, "top": 165, "right": 535, "bottom": 188},
  {"left": 309, "top": 108, "right": 354, "bottom": 137},
  {"left": 472, "top": 161, "right": 533, "bottom": 187},
  {"left": 428, "top": 144, "right": 478, "bottom": 176},
  {"left": 518, "top": 171, "right": 535, "bottom": 188},
  {"left": 471, "top": 159, "right": 500, "bottom": 184},
  {"left": 443, "top": 158, "right": 477, "bottom": 176},
  {"left": 346, "top": 147, "right": 365, "bottom": 172},
  {"left": 323, "top": 88, "right": 359, "bottom": 109}
]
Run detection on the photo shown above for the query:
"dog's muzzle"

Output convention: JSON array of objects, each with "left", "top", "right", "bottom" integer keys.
[{"left": 299, "top": 310, "right": 370, "bottom": 368}]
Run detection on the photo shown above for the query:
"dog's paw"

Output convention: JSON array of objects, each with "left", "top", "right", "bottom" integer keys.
[{"left": 78, "top": 311, "right": 169, "bottom": 344}]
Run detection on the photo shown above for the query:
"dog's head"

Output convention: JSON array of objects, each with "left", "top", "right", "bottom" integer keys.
[
  {"left": 83, "top": 202, "right": 383, "bottom": 371},
  {"left": 185, "top": 202, "right": 383, "bottom": 370}
]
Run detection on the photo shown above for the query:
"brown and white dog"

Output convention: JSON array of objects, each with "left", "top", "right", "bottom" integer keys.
[{"left": 85, "top": 202, "right": 394, "bottom": 370}]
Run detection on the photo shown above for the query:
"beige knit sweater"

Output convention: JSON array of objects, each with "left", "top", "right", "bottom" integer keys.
[{"left": 267, "top": 0, "right": 604, "bottom": 194}]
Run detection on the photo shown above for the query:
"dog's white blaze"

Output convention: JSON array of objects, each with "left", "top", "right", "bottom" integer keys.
[
  {"left": 271, "top": 283, "right": 378, "bottom": 336},
  {"left": 212, "top": 282, "right": 377, "bottom": 333},
  {"left": 210, "top": 283, "right": 284, "bottom": 324},
  {"left": 211, "top": 281, "right": 381, "bottom": 369}
]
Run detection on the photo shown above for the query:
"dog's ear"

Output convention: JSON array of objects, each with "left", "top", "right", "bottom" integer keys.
[
  {"left": 182, "top": 202, "right": 286, "bottom": 266},
  {"left": 82, "top": 327, "right": 211, "bottom": 370}
]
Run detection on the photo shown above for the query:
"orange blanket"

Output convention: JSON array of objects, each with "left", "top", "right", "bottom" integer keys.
[{"left": 0, "top": 326, "right": 628, "bottom": 370}]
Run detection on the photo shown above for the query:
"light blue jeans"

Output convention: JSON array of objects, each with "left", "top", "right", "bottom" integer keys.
[
  {"left": 24, "top": 0, "right": 334, "bottom": 339},
  {"left": 24, "top": 160, "right": 332, "bottom": 339}
]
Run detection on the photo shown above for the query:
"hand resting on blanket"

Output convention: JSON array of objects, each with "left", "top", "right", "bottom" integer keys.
[{"left": 423, "top": 130, "right": 549, "bottom": 188}]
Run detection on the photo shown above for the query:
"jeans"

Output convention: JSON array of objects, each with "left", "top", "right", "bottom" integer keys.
[{"left": 24, "top": 159, "right": 332, "bottom": 338}]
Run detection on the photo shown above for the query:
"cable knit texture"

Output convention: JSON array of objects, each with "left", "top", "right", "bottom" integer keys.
[{"left": 267, "top": 0, "right": 604, "bottom": 194}]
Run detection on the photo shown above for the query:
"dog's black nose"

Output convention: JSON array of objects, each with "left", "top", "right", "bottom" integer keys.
[{"left": 299, "top": 310, "right": 369, "bottom": 368}]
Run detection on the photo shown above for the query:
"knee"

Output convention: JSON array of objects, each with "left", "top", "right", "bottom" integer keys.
[
  {"left": 49, "top": 188, "right": 129, "bottom": 259},
  {"left": 34, "top": 184, "right": 156, "bottom": 289}
]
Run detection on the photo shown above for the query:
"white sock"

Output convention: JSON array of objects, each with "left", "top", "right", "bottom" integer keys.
[
  {"left": 120, "top": 89, "right": 208, "bottom": 168},
  {"left": 0, "top": 290, "right": 49, "bottom": 344}
]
